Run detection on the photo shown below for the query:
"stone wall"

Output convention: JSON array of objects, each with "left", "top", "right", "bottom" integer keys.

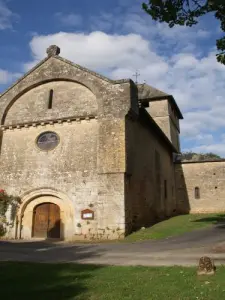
[
  {"left": 170, "top": 120, "right": 180, "bottom": 151},
  {"left": 4, "top": 81, "right": 98, "bottom": 125},
  {"left": 125, "top": 109, "right": 177, "bottom": 233},
  {"left": 148, "top": 100, "right": 170, "bottom": 139},
  {"left": 175, "top": 161, "right": 225, "bottom": 213},
  {"left": 147, "top": 99, "right": 180, "bottom": 152},
  {"left": 0, "top": 55, "right": 134, "bottom": 241},
  {"left": 0, "top": 119, "right": 126, "bottom": 240}
]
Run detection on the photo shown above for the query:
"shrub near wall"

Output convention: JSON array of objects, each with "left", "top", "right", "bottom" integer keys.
[{"left": 0, "top": 190, "right": 21, "bottom": 236}]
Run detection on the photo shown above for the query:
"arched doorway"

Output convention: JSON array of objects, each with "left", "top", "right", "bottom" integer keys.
[
  {"left": 32, "top": 203, "right": 60, "bottom": 238},
  {"left": 17, "top": 190, "right": 75, "bottom": 240}
]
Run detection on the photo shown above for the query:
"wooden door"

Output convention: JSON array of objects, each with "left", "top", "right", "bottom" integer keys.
[
  {"left": 33, "top": 203, "right": 60, "bottom": 238},
  {"left": 33, "top": 203, "right": 49, "bottom": 238},
  {"left": 48, "top": 203, "right": 60, "bottom": 238}
]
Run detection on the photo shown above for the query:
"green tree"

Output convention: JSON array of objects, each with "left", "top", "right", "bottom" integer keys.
[
  {"left": 181, "top": 151, "right": 222, "bottom": 161},
  {"left": 142, "top": 0, "right": 225, "bottom": 64}
]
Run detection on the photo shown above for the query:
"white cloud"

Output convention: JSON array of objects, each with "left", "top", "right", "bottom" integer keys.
[
  {"left": 0, "top": 0, "right": 18, "bottom": 30},
  {"left": 90, "top": 13, "right": 114, "bottom": 32},
  {"left": 155, "top": 23, "right": 211, "bottom": 41},
  {"left": 89, "top": 1, "right": 212, "bottom": 56},
  {"left": 186, "top": 144, "right": 225, "bottom": 157},
  {"left": 0, "top": 69, "right": 21, "bottom": 85},
  {"left": 25, "top": 31, "right": 152, "bottom": 71},
  {"left": 182, "top": 132, "right": 225, "bottom": 157},
  {"left": 25, "top": 32, "right": 225, "bottom": 140},
  {"left": 18, "top": 1, "right": 225, "bottom": 156},
  {"left": 55, "top": 13, "right": 83, "bottom": 27},
  {"left": 181, "top": 104, "right": 225, "bottom": 137},
  {"left": 185, "top": 134, "right": 214, "bottom": 145}
]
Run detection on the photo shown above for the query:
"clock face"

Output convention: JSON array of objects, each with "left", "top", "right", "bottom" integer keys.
[{"left": 36, "top": 131, "right": 59, "bottom": 151}]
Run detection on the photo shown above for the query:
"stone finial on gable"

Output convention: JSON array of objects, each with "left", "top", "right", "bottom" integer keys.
[{"left": 46, "top": 45, "right": 60, "bottom": 57}]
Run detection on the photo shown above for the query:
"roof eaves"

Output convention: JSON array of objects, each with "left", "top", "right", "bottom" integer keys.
[
  {"left": 137, "top": 83, "right": 169, "bottom": 99},
  {"left": 0, "top": 56, "right": 51, "bottom": 99},
  {"left": 167, "top": 95, "right": 183, "bottom": 119},
  {"left": 137, "top": 83, "right": 183, "bottom": 120},
  {"left": 140, "top": 95, "right": 183, "bottom": 120}
]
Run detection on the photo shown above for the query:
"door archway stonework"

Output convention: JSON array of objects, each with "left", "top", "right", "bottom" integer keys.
[{"left": 17, "top": 189, "right": 74, "bottom": 240}]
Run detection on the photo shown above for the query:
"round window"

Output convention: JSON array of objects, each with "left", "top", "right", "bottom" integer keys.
[{"left": 36, "top": 131, "right": 59, "bottom": 151}]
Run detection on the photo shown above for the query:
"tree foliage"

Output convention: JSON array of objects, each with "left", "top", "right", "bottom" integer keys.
[
  {"left": 181, "top": 151, "right": 222, "bottom": 161},
  {"left": 142, "top": 0, "right": 225, "bottom": 64}
]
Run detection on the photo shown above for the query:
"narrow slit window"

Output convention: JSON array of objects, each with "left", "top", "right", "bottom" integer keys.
[
  {"left": 48, "top": 89, "right": 53, "bottom": 109},
  {"left": 195, "top": 187, "right": 200, "bottom": 199}
]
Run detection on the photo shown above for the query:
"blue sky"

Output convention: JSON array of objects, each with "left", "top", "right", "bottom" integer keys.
[{"left": 0, "top": 0, "right": 225, "bottom": 155}]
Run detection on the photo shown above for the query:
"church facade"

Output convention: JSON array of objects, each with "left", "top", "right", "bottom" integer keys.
[{"left": 1, "top": 45, "right": 224, "bottom": 241}]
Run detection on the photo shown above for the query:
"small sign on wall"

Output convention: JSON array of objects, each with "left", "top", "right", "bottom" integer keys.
[{"left": 81, "top": 209, "right": 94, "bottom": 220}]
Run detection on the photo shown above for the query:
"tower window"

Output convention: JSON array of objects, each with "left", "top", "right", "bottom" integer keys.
[
  {"left": 194, "top": 187, "right": 200, "bottom": 199},
  {"left": 48, "top": 89, "right": 53, "bottom": 109}
]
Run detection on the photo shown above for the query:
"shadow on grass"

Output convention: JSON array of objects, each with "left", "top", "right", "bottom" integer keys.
[
  {"left": 0, "top": 240, "right": 108, "bottom": 299},
  {"left": 0, "top": 261, "right": 102, "bottom": 300},
  {"left": 192, "top": 214, "right": 225, "bottom": 228}
]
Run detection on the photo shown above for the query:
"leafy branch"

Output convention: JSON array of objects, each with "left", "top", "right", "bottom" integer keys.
[{"left": 142, "top": 0, "right": 225, "bottom": 64}]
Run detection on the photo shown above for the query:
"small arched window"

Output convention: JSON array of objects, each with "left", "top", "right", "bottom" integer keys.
[{"left": 194, "top": 187, "right": 200, "bottom": 199}]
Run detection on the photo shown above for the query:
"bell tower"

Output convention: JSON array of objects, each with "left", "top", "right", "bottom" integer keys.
[{"left": 138, "top": 83, "right": 183, "bottom": 152}]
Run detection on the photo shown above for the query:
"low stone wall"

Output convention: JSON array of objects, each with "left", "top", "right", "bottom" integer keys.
[{"left": 175, "top": 160, "right": 225, "bottom": 213}]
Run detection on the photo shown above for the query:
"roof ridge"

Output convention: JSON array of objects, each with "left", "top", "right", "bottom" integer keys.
[
  {"left": 56, "top": 56, "right": 131, "bottom": 84},
  {"left": 0, "top": 55, "right": 132, "bottom": 99}
]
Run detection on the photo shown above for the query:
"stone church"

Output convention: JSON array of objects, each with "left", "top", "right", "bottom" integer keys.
[{"left": 1, "top": 45, "right": 224, "bottom": 241}]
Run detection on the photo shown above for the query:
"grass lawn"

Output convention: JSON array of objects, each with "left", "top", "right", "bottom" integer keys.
[
  {"left": 1, "top": 262, "right": 225, "bottom": 300},
  {"left": 124, "top": 213, "right": 225, "bottom": 242}
]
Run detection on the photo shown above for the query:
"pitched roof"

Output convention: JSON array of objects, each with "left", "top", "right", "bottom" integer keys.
[
  {"left": 137, "top": 83, "right": 170, "bottom": 99},
  {"left": 0, "top": 45, "right": 183, "bottom": 121},
  {"left": 137, "top": 83, "right": 183, "bottom": 119},
  {"left": 56, "top": 56, "right": 131, "bottom": 84},
  {"left": 0, "top": 56, "right": 131, "bottom": 98},
  {"left": 0, "top": 53, "right": 131, "bottom": 100}
]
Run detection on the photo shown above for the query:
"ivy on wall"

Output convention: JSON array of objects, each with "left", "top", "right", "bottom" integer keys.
[{"left": 0, "top": 190, "right": 21, "bottom": 236}]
